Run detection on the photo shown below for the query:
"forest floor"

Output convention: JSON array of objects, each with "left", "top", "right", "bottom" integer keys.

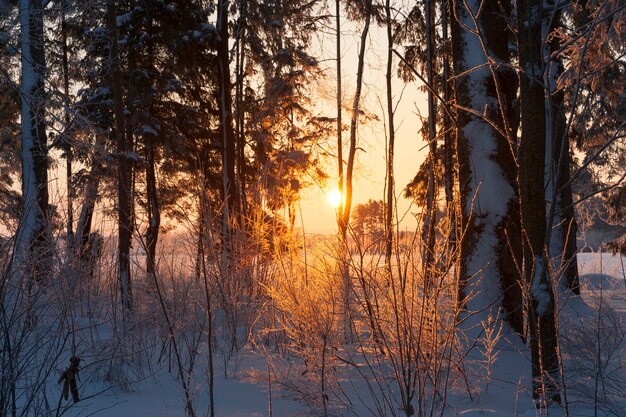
[{"left": 51, "top": 252, "right": 626, "bottom": 417}]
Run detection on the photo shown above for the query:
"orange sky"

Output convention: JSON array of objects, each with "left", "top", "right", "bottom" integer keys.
[{"left": 298, "top": 20, "right": 428, "bottom": 234}]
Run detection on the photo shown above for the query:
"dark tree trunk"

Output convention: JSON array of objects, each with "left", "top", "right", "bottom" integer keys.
[
  {"left": 441, "top": 0, "right": 454, "bottom": 209},
  {"left": 518, "top": 0, "right": 561, "bottom": 404},
  {"left": 217, "top": 0, "right": 239, "bottom": 230},
  {"left": 341, "top": 0, "right": 372, "bottom": 238},
  {"left": 422, "top": 0, "right": 437, "bottom": 291},
  {"left": 75, "top": 134, "right": 107, "bottom": 260},
  {"left": 335, "top": 0, "right": 344, "bottom": 239},
  {"left": 61, "top": 2, "right": 73, "bottom": 248},
  {"left": 108, "top": 2, "right": 133, "bottom": 311},
  {"left": 384, "top": 0, "right": 395, "bottom": 267},
  {"left": 546, "top": 4, "right": 580, "bottom": 294},
  {"left": 235, "top": 0, "right": 247, "bottom": 219},
  {"left": 145, "top": 140, "right": 160, "bottom": 279}
]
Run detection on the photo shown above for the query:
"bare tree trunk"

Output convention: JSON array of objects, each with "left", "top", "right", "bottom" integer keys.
[
  {"left": 235, "top": 0, "right": 247, "bottom": 219},
  {"left": 60, "top": 1, "right": 73, "bottom": 248},
  {"left": 384, "top": 0, "right": 395, "bottom": 266},
  {"left": 441, "top": 0, "right": 456, "bottom": 251},
  {"left": 335, "top": 0, "right": 344, "bottom": 239},
  {"left": 75, "top": 134, "right": 107, "bottom": 260},
  {"left": 107, "top": 1, "right": 132, "bottom": 311},
  {"left": 422, "top": 0, "right": 437, "bottom": 291},
  {"left": 545, "top": 2, "right": 580, "bottom": 294},
  {"left": 518, "top": 0, "right": 560, "bottom": 404},
  {"left": 217, "top": 0, "right": 239, "bottom": 231},
  {"left": 341, "top": 0, "right": 372, "bottom": 236},
  {"left": 17, "top": 0, "right": 49, "bottom": 282},
  {"left": 335, "top": 0, "right": 373, "bottom": 343},
  {"left": 145, "top": 140, "right": 160, "bottom": 279}
]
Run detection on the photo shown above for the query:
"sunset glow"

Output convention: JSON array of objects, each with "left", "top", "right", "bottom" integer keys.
[{"left": 327, "top": 189, "right": 341, "bottom": 209}]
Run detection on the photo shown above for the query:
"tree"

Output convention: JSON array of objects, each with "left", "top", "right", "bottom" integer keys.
[
  {"left": 450, "top": 0, "right": 523, "bottom": 334},
  {"left": 383, "top": 0, "right": 395, "bottom": 267},
  {"left": 16, "top": 0, "right": 49, "bottom": 282},
  {"left": 0, "top": 25, "right": 21, "bottom": 232},
  {"left": 563, "top": 0, "right": 625, "bottom": 257},
  {"left": 216, "top": 0, "right": 239, "bottom": 260},
  {"left": 337, "top": 0, "right": 374, "bottom": 241},
  {"left": 518, "top": 0, "right": 560, "bottom": 403},
  {"left": 352, "top": 199, "right": 385, "bottom": 251},
  {"left": 107, "top": 1, "right": 132, "bottom": 310},
  {"left": 544, "top": 0, "right": 580, "bottom": 293}
]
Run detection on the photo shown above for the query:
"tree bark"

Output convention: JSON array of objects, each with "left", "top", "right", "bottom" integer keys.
[
  {"left": 335, "top": 0, "right": 344, "bottom": 239},
  {"left": 422, "top": 0, "right": 437, "bottom": 291},
  {"left": 61, "top": 1, "right": 73, "bottom": 248},
  {"left": 545, "top": 2, "right": 580, "bottom": 294},
  {"left": 341, "top": 0, "right": 372, "bottom": 237},
  {"left": 518, "top": 0, "right": 561, "bottom": 404},
  {"left": 217, "top": 0, "right": 239, "bottom": 230},
  {"left": 450, "top": 0, "right": 523, "bottom": 334},
  {"left": 441, "top": 0, "right": 456, "bottom": 252},
  {"left": 384, "top": 0, "right": 395, "bottom": 267},
  {"left": 75, "top": 134, "right": 107, "bottom": 261},
  {"left": 145, "top": 139, "right": 160, "bottom": 279},
  {"left": 17, "top": 0, "right": 49, "bottom": 282},
  {"left": 107, "top": 1, "right": 133, "bottom": 311}
]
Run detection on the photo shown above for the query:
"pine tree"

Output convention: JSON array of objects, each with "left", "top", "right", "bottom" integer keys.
[{"left": 450, "top": 0, "right": 523, "bottom": 334}]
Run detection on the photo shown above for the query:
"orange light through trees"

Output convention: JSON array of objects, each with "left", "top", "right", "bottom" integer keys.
[{"left": 327, "top": 189, "right": 341, "bottom": 209}]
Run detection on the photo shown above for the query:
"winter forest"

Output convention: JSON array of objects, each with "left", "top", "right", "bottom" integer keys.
[{"left": 1, "top": 0, "right": 625, "bottom": 416}]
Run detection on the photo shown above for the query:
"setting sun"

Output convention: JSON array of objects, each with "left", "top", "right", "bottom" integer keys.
[{"left": 327, "top": 189, "right": 341, "bottom": 208}]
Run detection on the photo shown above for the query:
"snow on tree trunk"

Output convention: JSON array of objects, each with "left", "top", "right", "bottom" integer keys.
[
  {"left": 16, "top": 0, "right": 49, "bottom": 281},
  {"left": 450, "top": 0, "right": 523, "bottom": 334},
  {"left": 518, "top": 0, "right": 561, "bottom": 404}
]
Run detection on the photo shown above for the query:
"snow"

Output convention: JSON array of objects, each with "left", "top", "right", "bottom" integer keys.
[
  {"left": 141, "top": 124, "right": 159, "bottom": 136},
  {"left": 531, "top": 256, "right": 551, "bottom": 315},
  {"left": 8, "top": 253, "right": 626, "bottom": 417},
  {"left": 61, "top": 355, "right": 307, "bottom": 417},
  {"left": 457, "top": 0, "right": 516, "bottom": 322},
  {"left": 116, "top": 12, "right": 132, "bottom": 27}
]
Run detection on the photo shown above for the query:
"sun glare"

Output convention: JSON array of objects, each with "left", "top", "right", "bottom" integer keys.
[{"left": 327, "top": 189, "right": 341, "bottom": 209}]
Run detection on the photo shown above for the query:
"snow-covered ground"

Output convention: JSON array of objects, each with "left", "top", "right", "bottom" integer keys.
[{"left": 18, "top": 253, "right": 626, "bottom": 417}]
